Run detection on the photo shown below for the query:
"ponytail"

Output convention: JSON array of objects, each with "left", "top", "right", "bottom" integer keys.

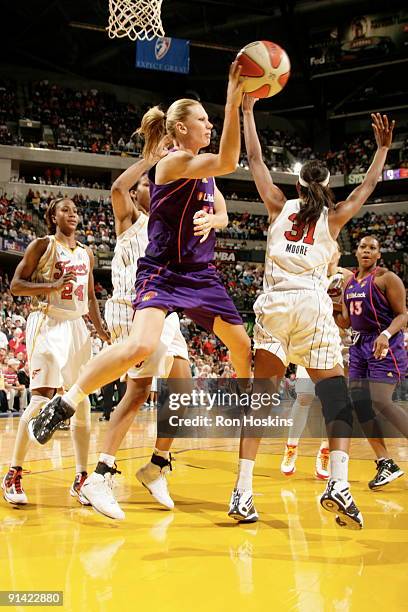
[
  {"left": 136, "top": 106, "right": 166, "bottom": 160},
  {"left": 136, "top": 98, "right": 201, "bottom": 160},
  {"left": 297, "top": 160, "right": 335, "bottom": 226},
  {"left": 297, "top": 183, "right": 334, "bottom": 226}
]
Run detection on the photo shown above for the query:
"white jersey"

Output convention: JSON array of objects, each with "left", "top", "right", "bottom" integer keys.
[
  {"left": 109, "top": 213, "right": 148, "bottom": 304},
  {"left": 104, "top": 212, "right": 189, "bottom": 376},
  {"left": 263, "top": 199, "right": 337, "bottom": 293},
  {"left": 31, "top": 235, "right": 90, "bottom": 320}
]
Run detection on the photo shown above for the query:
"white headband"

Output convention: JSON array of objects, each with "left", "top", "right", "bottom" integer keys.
[{"left": 298, "top": 171, "right": 330, "bottom": 188}]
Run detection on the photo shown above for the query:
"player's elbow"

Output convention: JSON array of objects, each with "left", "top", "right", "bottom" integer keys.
[
  {"left": 10, "top": 279, "right": 22, "bottom": 296},
  {"left": 111, "top": 182, "right": 127, "bottom": 196},
  {"left": 219, "top": 159, "right": 238, "bottom": 175},
  {"left": 216, "top": 151, "right": 239, "bottom": 175}
]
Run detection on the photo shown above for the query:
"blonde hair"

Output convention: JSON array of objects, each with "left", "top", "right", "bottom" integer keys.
[{"left": 137, "top": 98, "right": 201, "bottom": 159}]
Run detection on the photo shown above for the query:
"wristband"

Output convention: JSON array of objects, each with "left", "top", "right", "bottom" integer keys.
[{"left": 381, "top": 330, "right": 392, "bottom": 340}]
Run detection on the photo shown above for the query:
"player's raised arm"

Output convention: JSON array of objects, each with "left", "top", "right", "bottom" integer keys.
[
  {"left": 242, "top": 94, "right": 286, "bottom": 218},
  {"left": 145, "top": 62, "right": 243, "bottom": 182},
  {"left": 10, "top": 238, "right": 76, "bottom": 297},
  {"left": 111, "top": 137, "right": 170, "bottom": 233},
  {"left": 111, "top": 158, "right": 151, "bottom": 224},
  {"left": 329, "top": 113, "right": 395, "bottom": 232}
]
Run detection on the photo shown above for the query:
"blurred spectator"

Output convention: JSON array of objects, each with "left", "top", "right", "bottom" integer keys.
[{"left": 4, "top": 357, "right": 27, "bottom": 412}]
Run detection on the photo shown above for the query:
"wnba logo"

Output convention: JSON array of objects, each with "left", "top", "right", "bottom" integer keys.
[{"left": 155, "top": 38, "right": 172, "bottom": 60}]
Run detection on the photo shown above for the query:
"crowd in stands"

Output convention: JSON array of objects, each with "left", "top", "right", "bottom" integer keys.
[
  {"left": 347, "top": 212, "right": 407, "bottom": 253},
  {"left": 23, "top": 81, "right": 143, "bottom": 156},
  {"left": 14, "top": 172, "right": 108, "bottom": 190},
  {"left": 0, "top": 193, "right": 36, "bottom": 248},
  {"left": 2, "top": 79, "right": 406, "bottom": 174},
  {"left": 217, "top": 212, "right": 268, "bottom": 241},
  {"left": 216, "top": 263, "right": 264, "bottom": 311},
  {"left": 1, "top": 189, "right": 407, "bottom": 280}
]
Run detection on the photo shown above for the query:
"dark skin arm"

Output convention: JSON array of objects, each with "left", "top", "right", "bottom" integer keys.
[
  {"left": 85, "top": 247, "right": 110, "bottom": 343},
  {"left": 242, "top": 95, "right": 286, "bottom": 222},
  {"left": 10, "top": 238, "right": 77, "bottom": 296},
  {"left": 334, "top": 294, "right": 351, "bottom": 329},
  {"left": 111, "top": 158, "right": 151, "bottom": 236},
  {"left": 332, "top": 267, "right": 353, "bottom": 313},
  {"left": 333, "top": 270, "right": 353, "bottom": 328},
  {"left": 372, "top": 271, "right": 407, "bottom": 359},
  {"left": 328, "top": 113, "right": 395, "bottom": 238}
]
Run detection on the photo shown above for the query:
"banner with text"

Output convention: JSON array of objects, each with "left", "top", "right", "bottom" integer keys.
[{"left": 136, "top": 37, "right": 190, "bottom": 74}]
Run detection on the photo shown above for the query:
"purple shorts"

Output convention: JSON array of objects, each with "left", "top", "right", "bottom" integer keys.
[
  {"left": 349, "top": 331, "right": 407, "bottom": 384},
  {"left": 133, "top": 257, "right": 243, "bottom": 332}
]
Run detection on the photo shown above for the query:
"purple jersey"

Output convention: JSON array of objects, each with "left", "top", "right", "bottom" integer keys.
[
  {"left": 146, "top": 160, "right": 216, "bottom": 266},
  {"left": 345, "top": 269, "right": 407, "bottom": 383},
  {"left": 344, "top": 270, "right": 393, "bottom": 334}
]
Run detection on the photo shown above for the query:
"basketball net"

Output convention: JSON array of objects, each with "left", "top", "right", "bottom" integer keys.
[{"left": 107, "top": 0, "right": 165, "bottom": 41}]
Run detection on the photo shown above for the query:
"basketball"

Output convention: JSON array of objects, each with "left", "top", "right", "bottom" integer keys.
[{"left": 236, "top": 40, "right": 291, "bottom": 98}]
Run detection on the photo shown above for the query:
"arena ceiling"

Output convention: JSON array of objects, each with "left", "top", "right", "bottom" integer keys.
[{"left": 2, "top": 0, "right": 407, "bottom": 114}]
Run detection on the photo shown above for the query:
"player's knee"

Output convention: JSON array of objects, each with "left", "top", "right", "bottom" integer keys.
[
  {"left": 315, "top": 376, "right": 353, "bottom": 428},
  {"left": 126, "top": 385, "right": 150, "bottom": 412},
  {"left": 234, "top": 333, "right": 251, "bottom": 356},
  {"left": 125, "top": 338, "right": 157, "bottom": 363},
  {"left": 21, "top": 394, "right": 49, "bottom": 424},
  {"left": 71, "top": 397, "right": 91, "bottom": 429},
  {"left": 350, "top": 384, "right": 375, "bottom": 423}
]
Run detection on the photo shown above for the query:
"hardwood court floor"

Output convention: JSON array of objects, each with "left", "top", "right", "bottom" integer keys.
[{"left": 1, "top": 413, "right": 407, "bottom": 612}]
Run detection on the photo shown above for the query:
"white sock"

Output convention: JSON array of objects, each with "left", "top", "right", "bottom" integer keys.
[
  {"left": 287, "top": 397, "right": 310, "bottom": 446},
  {"left": 154, "top": 448, "right": 170, "bottom": 460},
  {"left": 319, "top": 440, "right": 329, "bottom": 451},
  {"left": 11, "top": 395, "right": 49, "bottom": 467},
  {"left": 235, "top": 458, "right": 254, "bottom": 491},
  {"left": 63, "top": 384, "right": 87, "bottom": 410},
  {"left": 330, "top": 450, "right": 349, "bottom": 482},
  {"left": 99, "top": 453, "right": 116, "bottom": 468}
]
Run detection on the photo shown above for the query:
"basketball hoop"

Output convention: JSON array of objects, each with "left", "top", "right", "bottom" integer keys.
[{"left": 107, "top": 0, "right": 165, "bottom": 41}]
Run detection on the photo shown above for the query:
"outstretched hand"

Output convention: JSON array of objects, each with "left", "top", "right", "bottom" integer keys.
[
  {"left": 226, "top": 61, "right": 244, "bottom": 108},
  {"left": 242, "top": 94, "right": 258, "bottom": 113},
  {"left": 371, "top": 113, "right": 395, "bottom": 149},
  {"left": 148, "top": 135, "right": 172, "bottom": 165}
]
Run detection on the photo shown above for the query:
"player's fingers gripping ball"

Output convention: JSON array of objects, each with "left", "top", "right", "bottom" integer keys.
[{"left": 236, "top": 40, "right": 290, "bottom": 98}]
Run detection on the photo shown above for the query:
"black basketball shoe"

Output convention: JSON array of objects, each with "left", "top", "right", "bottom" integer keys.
[
  {"left": 320, "top": 479, "right": 363, "bottom": 530},
  {"left": 368, "top": 459, "right": 404, "bottom": 490},
  {"left": 228, "top": 489, "right": 259, "bottom": 523},
  {"left": 28, "top": 396, "right": 75, "bottom": 445}
]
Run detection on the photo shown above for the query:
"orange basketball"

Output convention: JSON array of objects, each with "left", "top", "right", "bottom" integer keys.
[{"left": 236, "top": 40, "right": 291, "bottom": 98}]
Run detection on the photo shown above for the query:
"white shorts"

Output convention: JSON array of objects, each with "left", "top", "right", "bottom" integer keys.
[
  {"left": 253, "top": 290, "right": 343, "bottom": 370},
  {"left": 104, "top": 300, "right": 189, "bottom": 379},
  {"left": 26, "top": 311, "right": 91, "bottom": 391}
]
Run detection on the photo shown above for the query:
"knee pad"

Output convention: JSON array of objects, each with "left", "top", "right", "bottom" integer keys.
[
  {"left": 21, "top": 395, "right": 49, "bottom": 425},
  {"left": 315, "top": 376, "right": 353, "bottom": 429},
  {"left": 71, "top": 397, "right": 91, "bottom": 429},
  {"left": 350, "top": 385, "right": 376, "bottom": 423}
]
